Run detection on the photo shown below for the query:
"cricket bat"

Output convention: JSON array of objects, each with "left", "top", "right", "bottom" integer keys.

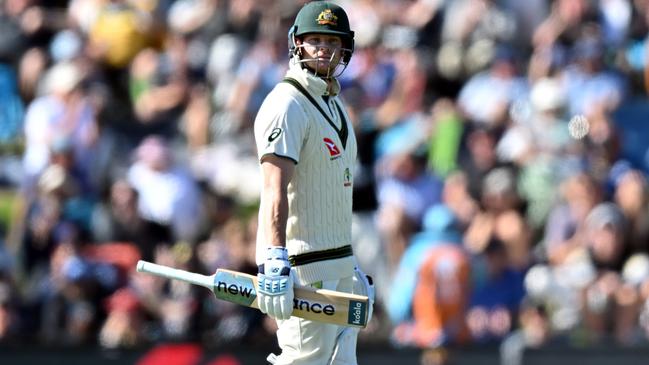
[{"left": 136, "top": 260, "right": 369, "bottom": 328}]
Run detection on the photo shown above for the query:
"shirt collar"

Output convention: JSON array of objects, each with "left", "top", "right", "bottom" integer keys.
[{"left": 286, "top": 60, "right": 340, "bottom": 97}]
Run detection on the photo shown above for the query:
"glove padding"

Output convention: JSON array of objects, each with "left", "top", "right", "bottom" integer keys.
[{"left": 257, "top": 247, "right": 294, "bottom": 320}]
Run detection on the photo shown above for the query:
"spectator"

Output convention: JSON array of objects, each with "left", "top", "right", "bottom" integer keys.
[
  {"left": 0, "top": 63, "right": 25, "bottom": 149},
  {"left": 389, "top": 204, "right": 470, "bottom": 348},
  {"left": 613, "top": 168, "right": 649, "bottom": 253},
  {"left": 99, "top": 287, "right": 145, "bottom": 349},
  {"left": 457, "top": 48, "right": 528, "bottom": 127},
  {"left": 0, "top": 244, "right": 21, "bottom": 343},
  {"left": 387, "top": 204, "right": 464, "bottom": 324},
  {"left": 22, "top": 61, "right": 98, "bottom": 196},
  {"left": 467, "top": 239, "right": 526, "bottom": 343},
  {"left": 0, "top": 281, "right": 21, "bottom": 343},
  {"left": 457, "top": 125, "right": 500, "bottom": 201},
  {"left": 543, "top": 172, "right": 602, "bottom": 265},
  {"left": 439, "top": 171, "right": 480, "bottom": 231},
  {"left": 376, "top": 146, "right": 444, "bottom": 271},
  {"left": 504, "top": 76, "right": 571, "bottom": 232},
  {"left": 463, "top": 167, "right": 524, "bottom": 254},
  {"left": 132, "top": 243, "right": 200, "bottom": 343},
  {"left": 494, "top": 210, "right": 534, "bottom": 271},
  {"left": 579, "top": 202, "right": 636, "bottom": 344},
  {"left": 562, "top": 28, "right": 627, "bottom": 117},
  {"left": 439, "top": 0, "right": 518, "bottom": 79},
  {"left": 480, "top": 166, "right": 523, "bottom": 216},
  {"left": 126, "top": 135, "right": 205, "bottom": 243},
  {"left": 498, "top": 76, "right": 570, "bottom": 164},
  {"left": 40, "top": 239, "right": 118, "bottom": 346},
  {"left": 87, "top": 0, "right": 153, "bottom": 70},
  {"left": 17, "top": 47, "right": 48, "bottom": 104},
  {"left": 128, "top": 42, "right": 190, "bottom": 131},
  {"left": 532, "top": 0, "right": 599, "bottom": 50},
  {"left": 90, "top": 178, "right": 172, "bottom": 261},
  {"left": 397, "top": 241, "right": 471, "bottom": 349},
  {"left": 426, "top": 99, "right": 465, "bottom": 179}
]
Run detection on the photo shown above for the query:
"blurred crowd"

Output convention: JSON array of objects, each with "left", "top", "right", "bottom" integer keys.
[{"left": 0, "top": 0, "right": 649, "bottom": 363}]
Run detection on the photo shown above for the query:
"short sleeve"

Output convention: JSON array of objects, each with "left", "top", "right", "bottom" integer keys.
[{"left": 254, "top": 92, "right": 308, "bottom": 164}]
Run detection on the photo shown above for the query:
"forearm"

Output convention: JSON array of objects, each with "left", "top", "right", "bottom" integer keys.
[
  {"left": 259, "top": 155, "right": 295, "bottom": 248},
  {"left": 261, "top": 187, "right": 289, "bottom": 248}
]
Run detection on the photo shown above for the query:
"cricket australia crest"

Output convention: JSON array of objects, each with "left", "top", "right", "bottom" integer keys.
[
  {"left": 317, "top": 9, "right": 338, "bottom": 26},
  {"left": 344, "top": 167, "right": 352, "bottom": 187}
]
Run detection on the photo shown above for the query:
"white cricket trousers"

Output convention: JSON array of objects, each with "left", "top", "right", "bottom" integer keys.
[{"left": 267, "top": 268, "right": 374, "bottom": 365}]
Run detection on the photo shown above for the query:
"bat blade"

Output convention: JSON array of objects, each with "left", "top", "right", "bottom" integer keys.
[{"left": 136, "top": 260, "right": 369, "bottom": 328}]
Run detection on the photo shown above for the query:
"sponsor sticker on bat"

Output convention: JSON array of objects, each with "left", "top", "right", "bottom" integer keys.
[{"left": 347, "top": 300, "right": 367, "bottom": 326}]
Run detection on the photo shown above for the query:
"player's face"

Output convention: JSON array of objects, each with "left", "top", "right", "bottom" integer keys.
[{"left": 297, "top": 34, "right": 344, "bottom": 77}]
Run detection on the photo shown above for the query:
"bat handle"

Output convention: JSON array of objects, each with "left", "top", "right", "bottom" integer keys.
[{"left": 136, "top": 260, "right": 214, "bottom": 289}]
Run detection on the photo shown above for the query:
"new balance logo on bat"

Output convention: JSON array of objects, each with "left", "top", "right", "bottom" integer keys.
[
  {"left": 213, "top": 273, "right": 336, "bottom": 317},
  {"left": 294, "top": 298, "right": 335, "bottom": 315},
  {"left": 213, "top": 272, "right": 257, "bottom": 307},
  {"left": 216, "top": 281, "right": 255, "bottom": 298}
]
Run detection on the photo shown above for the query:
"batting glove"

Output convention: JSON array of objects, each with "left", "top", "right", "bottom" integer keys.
[{"left": 257, "top": 246, "right": 294, "bottom": 320}]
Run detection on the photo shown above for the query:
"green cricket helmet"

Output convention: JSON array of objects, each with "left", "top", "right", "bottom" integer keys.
[{"left": 288, "top": 1, "right": 355, "bottom": 76}]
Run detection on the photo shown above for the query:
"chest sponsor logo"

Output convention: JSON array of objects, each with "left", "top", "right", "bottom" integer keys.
[{"left": 323, "top": 138, "right": 341, "bottom": 159}]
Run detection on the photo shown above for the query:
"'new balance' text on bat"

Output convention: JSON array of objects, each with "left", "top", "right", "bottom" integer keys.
[{"left": 136, "top": 260, "right": 369, "bottom": 328}]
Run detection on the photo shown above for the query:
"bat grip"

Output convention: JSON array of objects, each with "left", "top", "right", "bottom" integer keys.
[{"left": 136, "top": 260, "right": 214, "bottom": 289}]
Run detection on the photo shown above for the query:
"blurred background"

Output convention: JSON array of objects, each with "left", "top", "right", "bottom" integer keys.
[{"left": 1, "top": 0, "right": 649, "bottom": 364}]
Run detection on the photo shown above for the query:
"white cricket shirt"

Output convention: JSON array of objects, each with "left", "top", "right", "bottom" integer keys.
[{"left": 254, "top": 62, "right": 357, "bottom": 285}]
